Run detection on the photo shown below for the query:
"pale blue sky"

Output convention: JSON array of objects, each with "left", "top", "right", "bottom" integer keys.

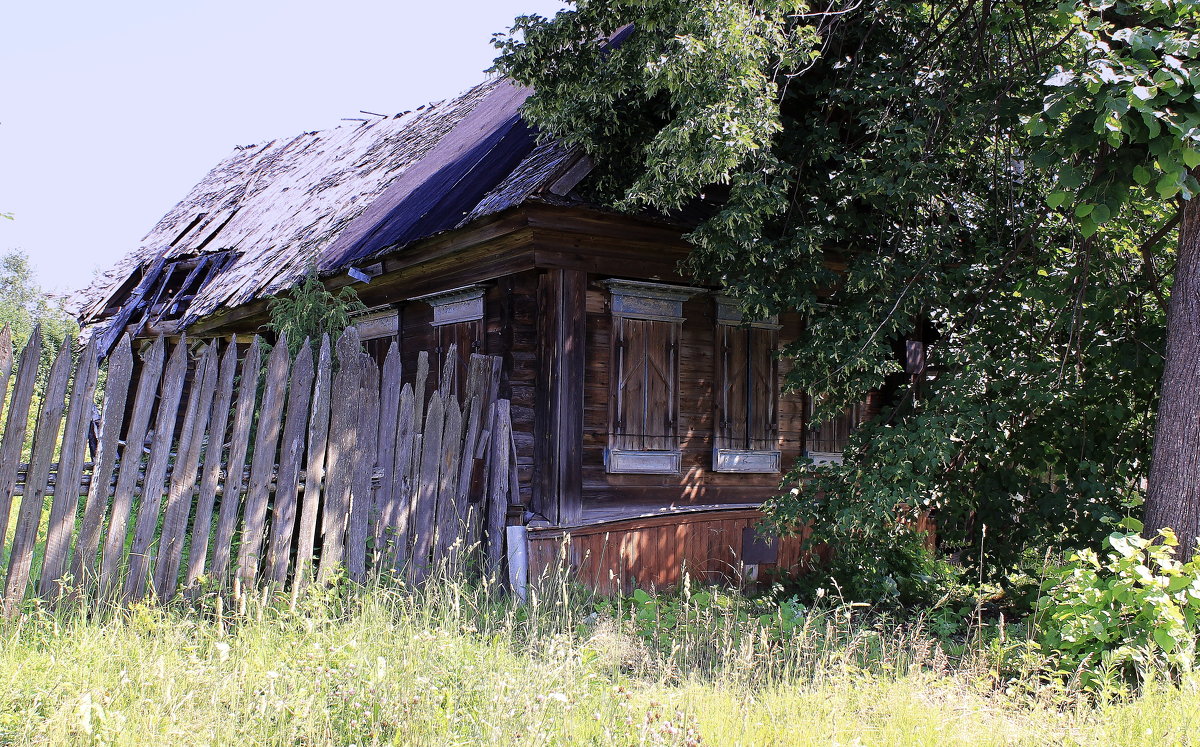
[{"left": 0, "top": 0, "right": 568, "bottom": 296}]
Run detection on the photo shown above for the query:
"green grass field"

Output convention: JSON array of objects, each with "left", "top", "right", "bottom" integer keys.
[{"left": 0, "top": 576, "right": 1196, "bottom": 746}]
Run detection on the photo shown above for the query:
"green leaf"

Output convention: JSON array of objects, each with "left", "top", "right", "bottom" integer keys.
[
  {"left": 1154, "top": 627, "right": 1176, "bottom": 652},
  {"left": 1075, "top": 203, "right": 1094, "bottom": 218},
  {"left": 1133, "top": 165, "right": 1152, "bottom": 185},
  {"left": 1132, "top": 85, "right": 1158, "bottom": 102},
  {"left": 1158, "top": 174, "right": 1182, "bottom": 199},
  {"left": 1091, "top": 204, "right": 1112, "bottom": 224},
  {"left": 1184, "top": 150, "right": 1200, "bottom": 169},
  {"left": 1046, "top": 191, "right": 1070, "bottom": 208},
  {"left": 1121, "top": 517, "right": 1144, "bottom": 533}
]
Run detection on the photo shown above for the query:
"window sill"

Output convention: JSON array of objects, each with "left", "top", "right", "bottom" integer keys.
[
  {"left": 712, "top": 448, "right": 781, "bottom": 473},
  {"left": 605, "top": 449, "right": 681, "bottom": 474},
  {"left": 805, "top": 451, "right": 844, "bottom": 465}
]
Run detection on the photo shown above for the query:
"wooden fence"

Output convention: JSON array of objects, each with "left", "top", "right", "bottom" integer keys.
[{"left": 0, "top": 324, "right": 516, "bottom": 614}]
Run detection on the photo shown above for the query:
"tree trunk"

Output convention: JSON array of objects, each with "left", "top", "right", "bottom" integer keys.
[{"left": 1146, "top": 195, "right": 1200, "bottom": 552}]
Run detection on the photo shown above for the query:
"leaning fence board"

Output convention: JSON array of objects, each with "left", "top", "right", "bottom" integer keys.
[
  {"left": 294, "top": 335, "right": 332, "bottom": 588},
  {"left": 184, "top": 340, "right": 239, "bottom": 590},
  {"left": 99, "top": 337, "right": 166, "bottom": 596},
  {"left": 0, "top": 325, "right": 14, "bottom": 445},
  {"left": 4, "top": 337, "right": 73, "bottom": 613},
  {"left": 486, "top": 399, "right": 512, "bottom": 577},
  {"left": 452, "top": 393, "right": 483, "bottom": 566},
  {"left": 0, "top": 327, "right": 43, "bottom": 549},
  {"left": 408, "top": 393, "right": 445, "bottom": 583},
  {"left": 236, "top": 336, "right": 292, "bottom": 587},
  {"left": 432, "top": 395, "right": 464, "bottom": 567},
  {"left": 70, "top": 335, "right": 134, "bottom": 591},
  {"left": 347, "top": 354, "right": 380, "bottom": 583},
  {"left": 210, "top": 337, "right": 262, "bottom": 583},
  {"left": 412, "top": 351, "right": 429, "bottom": 442},
  {"left": 373, "top": 342, "right": 401, "bottom": 550},
  {"left": 318, "top": 329, "right": 362, "bottom": 583},
  {"left": 265, "top": 339, "right": 315, "bottom": 585},
  {"left": 39, "top": 338, "right": 100, "bottom": 598},
  {"left": 386, "top": 383, "right": 416, "bottom": 570},
  {"left": 124, "top": 338, "right": 191, "bottom": 601},
  {"left": 154, "top": 344, "right": 219, "bottom": 599}
]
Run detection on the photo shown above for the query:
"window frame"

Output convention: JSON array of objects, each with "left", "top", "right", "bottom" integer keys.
[
  {"left": 602, "top": 279, "right": 703, "bottom": 475},
  {"left": 712, "top": 296, "right": 782, "bottom": 474}
]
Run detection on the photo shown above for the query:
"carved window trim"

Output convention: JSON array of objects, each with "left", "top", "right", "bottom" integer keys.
[{"left": 409, "top": 284, "right": 487, "bottom": 327}]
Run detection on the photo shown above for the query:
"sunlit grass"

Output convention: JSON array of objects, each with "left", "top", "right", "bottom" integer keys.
[{"left": 0, "top": 570, "right": 1195, "bottom": 746}]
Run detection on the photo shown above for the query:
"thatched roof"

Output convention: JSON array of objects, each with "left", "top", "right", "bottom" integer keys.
[{"left": 78, "top": 77, "right": 585, "bottom": 348}]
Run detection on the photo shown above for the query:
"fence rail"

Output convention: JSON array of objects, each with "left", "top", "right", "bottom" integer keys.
[{"left": 0, "top": 325, "right": 516, "bottom": 614}]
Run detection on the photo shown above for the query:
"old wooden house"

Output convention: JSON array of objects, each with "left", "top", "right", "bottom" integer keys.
[{"left": 79, "top": 77, "right": 872, "bottom": 593}]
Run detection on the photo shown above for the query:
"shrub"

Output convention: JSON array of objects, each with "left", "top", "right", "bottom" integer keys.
[
  {"left": 1034, "top": 519, "right": 1200, "bottom": 693},
  {"left": 266, "top": 264, "right": 365, "bottom": 355}
]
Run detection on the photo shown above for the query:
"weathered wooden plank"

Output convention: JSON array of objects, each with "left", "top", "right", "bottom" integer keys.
[
  {"left": 294, "top": 335, "right": 332, "bottom": 589},
  {"left": 317, "top": 328, "right": 362, "bottom": 583},
  {"left": 209, "top": 337, "right": 262, "bottom": 583},
  {"left": 183, "top": 340, "right": 239, "bottom": 591},
  {"left": 385, "top": 383, "right": 415, "bottom": 570},
  {"left": 124, "top": 337, "right": 190, "bottom": 601},
  {"left": 0, "top": 325, "right": 14, "bottom": 446},
  {"left": 69, "top": 335, "right": 134, "bottom": 591},
  {"left": 265, "top": 339, "right": 315, "bottom": 585},
  {"left": 3, "top": 336, "right": 72, "bottom": 612},
  {"left": 39, "top": 338, "right": 100, "bottom": 598},
  {"left": 347, "top": 354, "right": 380, "bottom": 583},
  {"left": 453, "top": 394, "right": 483, "bottom": 562},
  {"left": 408, "top": 393, "right": 445, "bottom": 584},
  {"left": 486, "top": 399, "right": 512, "bottom": 578},
  {"left": 153, "top": 343, "right": 219, "bottom": 599},
  {"left": 372, "top": 342, "right": 401, "bottom": 550},
  {"left": 438, "top": 343, "right": 457, "bottom": 403},
  {"left": 234, "top": 336, "right": 292, "bottom": 588},
  {"left": 98, "top": 336, "right": 166, "bottom": 596},
  {"left": 431, "top": 394, "right": 463, "bottom": 569},
  {"left": 412, "top": 350, "right": 430, "bottom": 436},
  {"left": 0, "top": 327, "right": 43, "bottom": 551}
]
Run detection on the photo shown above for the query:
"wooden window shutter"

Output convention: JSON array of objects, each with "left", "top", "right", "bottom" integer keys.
[
  {"left": 806, "top": 398, "right": 867, "bottom": 462},
  {"left": 713, "top": 297, "right": 781, "bottom": 473},
  {"left": 613, "top": 317, "right": 678, "bottom": 451},
  {"left": 604, "top": 280, "right": 702, "bottom": 474}
]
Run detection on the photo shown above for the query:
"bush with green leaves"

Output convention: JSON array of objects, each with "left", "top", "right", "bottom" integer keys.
[
  {"left": 265, "top": 265, "right": 365, "bottom": 356},
  {"left": 1034, "top": 519, "right": 1200, "bottom": 693}
]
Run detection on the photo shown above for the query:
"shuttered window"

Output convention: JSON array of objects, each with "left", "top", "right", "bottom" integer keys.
[
  {"left": 604, "top": 280, "right": 702, "bottom": 474},
  {"left": 806, "top": 398, "right": 868, "bottom": 463},
  {"left": 613, "top": 317, "right": 678, "bottom": 450},
  {"left": 713, "top": 298, "right": 781, "bottom": 473},
  {"left": 411, "top": 285, "right": 487, "bottom": 400}
]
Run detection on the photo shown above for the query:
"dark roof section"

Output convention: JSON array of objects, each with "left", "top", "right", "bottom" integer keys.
[
  {"left": 319, "top": 79, "right": 536, "bottom": 270},
  {"left": 77, "top": 77, "right": 590, "bottom": 343}
]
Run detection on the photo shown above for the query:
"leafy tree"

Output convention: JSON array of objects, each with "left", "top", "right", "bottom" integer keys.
[
  {"left": 495, "top": 1, "right": 1175, "bottom": 597},
  {"left": 0, "top": 248, "right": 78, "bottom": 363},
  {"left": 1024, "top": 1, "right": 1200, "bottom": 550}
]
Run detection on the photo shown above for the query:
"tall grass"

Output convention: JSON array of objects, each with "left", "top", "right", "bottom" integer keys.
[{"left": 0, "top": 564, "right": 1196, "bottom": 745}]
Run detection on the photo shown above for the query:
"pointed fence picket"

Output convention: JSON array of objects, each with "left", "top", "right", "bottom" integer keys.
[{"left": 0, "top": 326, "right": 517, "bottom": 615}]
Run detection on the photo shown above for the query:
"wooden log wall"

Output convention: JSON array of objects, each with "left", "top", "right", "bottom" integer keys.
[{"left": 0, "top": 326, "right": 517, "bottom": 613}]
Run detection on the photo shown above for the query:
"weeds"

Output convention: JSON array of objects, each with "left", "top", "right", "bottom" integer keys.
[{"left": 0, "top": 563, "right": 1196, "bottom": 745}]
